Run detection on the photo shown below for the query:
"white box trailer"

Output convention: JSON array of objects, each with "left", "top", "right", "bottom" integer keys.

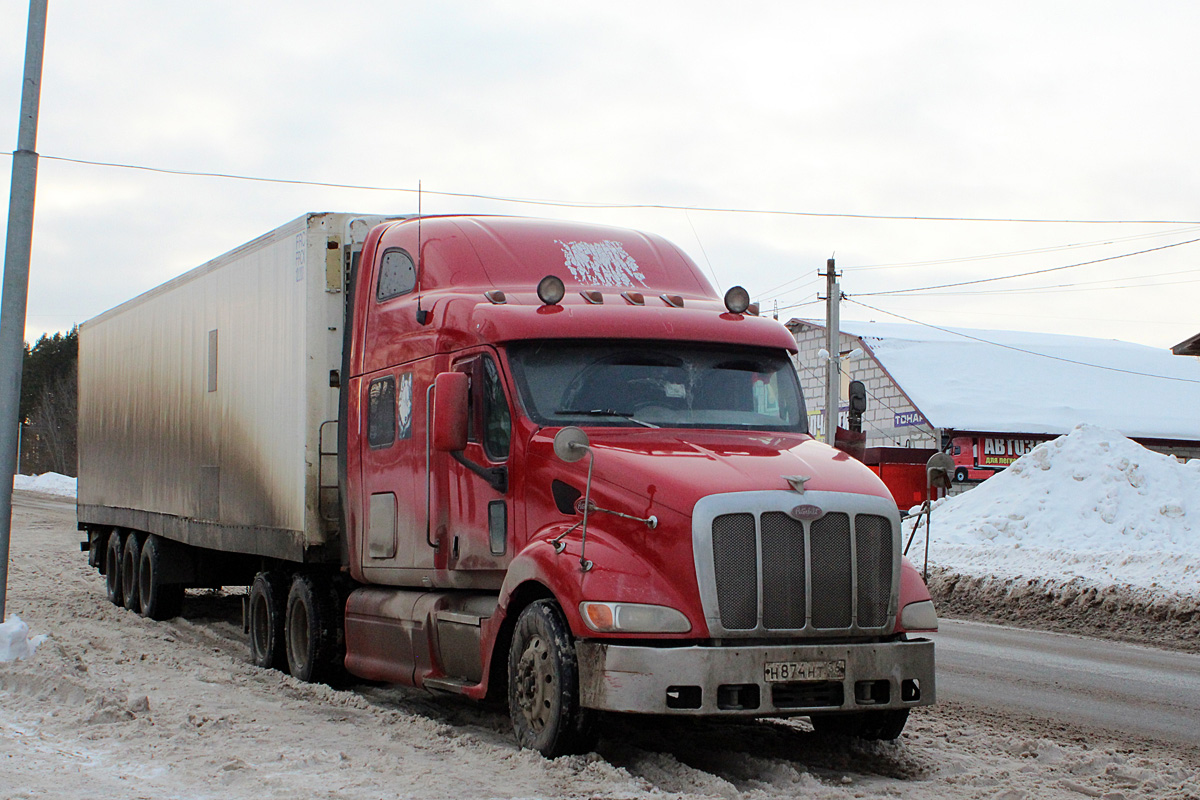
[{"left": 77, "top": 212, "right": 398, "bottom": 564}]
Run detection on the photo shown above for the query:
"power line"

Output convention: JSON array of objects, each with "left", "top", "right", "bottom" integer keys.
[
  {"left": 845, "top": 298, "right": 1200, "bottom": 385},
  {"left": 20, "top": 152, "right": 1200, "bottom": 225},
  {"left": 844, "top": 225, "right": 1200, "bottom": 271},
  {"left": 853, "top": 237, "right": 1200, "bottom": 297}
]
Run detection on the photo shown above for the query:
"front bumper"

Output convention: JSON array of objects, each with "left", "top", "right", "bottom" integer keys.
[{"left": 576, "top": 638, "right": 935, "bottom": 716}]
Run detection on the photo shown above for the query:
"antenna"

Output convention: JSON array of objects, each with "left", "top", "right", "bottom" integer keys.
[{"left": 416, "top": 180, "right": 429, "bottom": 324}]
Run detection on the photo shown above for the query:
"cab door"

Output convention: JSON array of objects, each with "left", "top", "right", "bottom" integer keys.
[{"left": 444, "top": 350, "right": 512, "bottom": 585}]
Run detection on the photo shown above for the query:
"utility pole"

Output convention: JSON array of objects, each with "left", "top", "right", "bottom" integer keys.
[
  {"left": 823, "top": 258, "right": 840, "bottom": 445},
  {"left": 0, "top": 0, "right": 48, "bottom": 620}
]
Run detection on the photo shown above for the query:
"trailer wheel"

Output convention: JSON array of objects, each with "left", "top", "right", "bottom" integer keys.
[
  {"left": 507, "top": 600, "right": 597, "bottom": 757},
  {"left": 121, "top": 532, "right": 143, "bottom": 612},
  {"left": 138, "top": 535, "right": 185, "bottom": 620},
  {"left": 954, "top": 467, "right": 968, "bottom": 483},
  {"left": 249, "top": 571, "right": 289, "bottom": 670},
  {"left": 104, "top": 532, "right": 124, "bottom": 606},
  {"left": 811, "top": 709, "right": 909, "bottom": 740},
  {"left": 284, "top": 573, "right": 342, "bottom": 683}
]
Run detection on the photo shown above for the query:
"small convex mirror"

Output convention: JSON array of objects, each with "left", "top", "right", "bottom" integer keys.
[{"left": 553, "top": 426, "right": 591, "bottom": 463}]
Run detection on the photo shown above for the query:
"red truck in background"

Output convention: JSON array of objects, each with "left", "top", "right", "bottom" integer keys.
[
  {"left": 949, "top": 435, "right": 1050, "bottom": 482},
  {"left": 77, "top": 213, "right": 937, "bottom": 757}
]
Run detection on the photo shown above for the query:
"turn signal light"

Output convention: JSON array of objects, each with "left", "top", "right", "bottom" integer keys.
[{"left": 578, "top": 601, "right": 691, "bottom": 633}]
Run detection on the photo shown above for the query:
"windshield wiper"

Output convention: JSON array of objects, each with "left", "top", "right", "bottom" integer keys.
[{"left": 553, "top": 409, "right": 659, "bottom": 429}]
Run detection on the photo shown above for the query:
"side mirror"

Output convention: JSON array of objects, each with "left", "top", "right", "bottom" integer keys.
[
  {"left": 553, "top": 426, "right": 591, "bottom": 463},
  {"left": 848, "top": 380, "right": 867, "bottom": 415},
  {"left": 432, "top": 372, "right": 469, "bottom": 452},
  {"left": 926, "top": 452, "right": 955, "bottom": 490}
]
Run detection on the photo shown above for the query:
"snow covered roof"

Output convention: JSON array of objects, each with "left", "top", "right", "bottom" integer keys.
[{"left": 792, "top": 319, "right": 1200, "bottom": 440}]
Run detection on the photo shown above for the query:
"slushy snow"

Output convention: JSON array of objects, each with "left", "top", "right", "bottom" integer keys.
[{"left": 906, "top": 424, "right": 1200, "bottom": 598}]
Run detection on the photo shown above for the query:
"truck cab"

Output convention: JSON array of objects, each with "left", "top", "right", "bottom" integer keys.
[{"left": 338, "top": 216, "right": 936, "bottom": 754}]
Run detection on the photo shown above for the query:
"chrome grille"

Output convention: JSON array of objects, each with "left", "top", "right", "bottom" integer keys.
[
  {"left": 855, "top": 514, "right": 892, "bottom": 628},
  {"left": 810, "top": 513, "right": 852, "bottom": 628},
  {"left": 761, "top": 512, "right": 805, "bottom": 629},
  {"left": 711, "top": 513, "right": 757, "bottom": 629},
  {"left": 707, "top": 503, "right": 895, "bottom": 635}
]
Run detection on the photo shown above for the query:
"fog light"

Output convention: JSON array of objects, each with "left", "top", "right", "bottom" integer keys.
[
  {"left": 723, "top": 285, "right": 751, "bottom": 314},
  {"left": 537, "top": 275, "right": 565, "bottom": 305}
]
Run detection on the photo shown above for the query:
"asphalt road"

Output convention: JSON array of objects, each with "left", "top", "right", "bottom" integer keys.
[{"left": 932, "top": 618, "right": 1200, "bottom": 745}]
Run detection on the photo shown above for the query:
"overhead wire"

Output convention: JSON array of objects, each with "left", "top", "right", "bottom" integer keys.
[
  {"left": 853, "top": 237, "right": 1200, "bottom": 297},
  {"left": 22, "top": 153, "right": 1200, "bottom": 225}
]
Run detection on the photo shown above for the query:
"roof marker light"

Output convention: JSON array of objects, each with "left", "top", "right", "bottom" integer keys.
[
  {"left": 537, "top": 275, "right": 565, "bottom": 305},
  {"left": 580, "top": 290, "right": 604, "bottom": 304},
  {"left": 724, "top": 285, "right": 751, "bottom": 314},
  {"left": 621, "top": 291, "right": 645, "bottom": 305},
  {"left": 485, "top": 289, "right": 507, "bottom": 304}
]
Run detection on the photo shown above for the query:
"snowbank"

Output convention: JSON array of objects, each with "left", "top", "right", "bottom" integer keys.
[
  {"left": 13, "top": 472, "right": 77, "bottom": 498},
  {"left": 0, "top": 615, "right": 46, "bottom": 662},
  {"left": 906, "top": 424, "right": 1200, "bottom": 598}
]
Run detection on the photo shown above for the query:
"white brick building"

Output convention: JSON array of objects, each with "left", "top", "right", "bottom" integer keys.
[{"left": 787, "top": 319, "right": 1200, "bottom": 466}]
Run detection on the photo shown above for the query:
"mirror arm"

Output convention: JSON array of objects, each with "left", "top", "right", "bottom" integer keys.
[{"left": 450, "top": 450, "right": 508, "bottom": 494}]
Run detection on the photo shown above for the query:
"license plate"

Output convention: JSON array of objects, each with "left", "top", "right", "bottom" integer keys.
[{"left": 763, "top": 659, "right": 846, "bottom": 683}]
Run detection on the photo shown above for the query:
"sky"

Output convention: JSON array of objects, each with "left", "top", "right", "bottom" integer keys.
[{"left": 2, "top": 1, "right": 1198, "bottom": 350}]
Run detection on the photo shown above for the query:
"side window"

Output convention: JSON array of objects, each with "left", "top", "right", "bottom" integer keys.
[
  {"left": 377, "top": 249, "right": 416, "bottom": 301},
  {"left": 481, "top": 357, "right": 511, "bottom": 461},
  {"left": 367, "top": 376, "right": 396, "bottom": 448}
]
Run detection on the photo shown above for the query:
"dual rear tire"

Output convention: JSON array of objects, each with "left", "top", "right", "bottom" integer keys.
[{"left": 248, "top": 570, "right": 343, "bottom": 684}]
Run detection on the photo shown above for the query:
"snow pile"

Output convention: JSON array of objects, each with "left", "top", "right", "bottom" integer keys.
[
  {"left": 907, "top": 424, "right": 1200, "bottom": 597},
  {"left": 13, "top": 472, "right": 77, "bottom": 498},
  {"left": 0, "top": 615, "right": 46, "bottom": 662}
]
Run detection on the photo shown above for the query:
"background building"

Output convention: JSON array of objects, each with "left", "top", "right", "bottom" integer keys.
[{"left": 788, "top": 320, "right": 1200, "bottom": 488}]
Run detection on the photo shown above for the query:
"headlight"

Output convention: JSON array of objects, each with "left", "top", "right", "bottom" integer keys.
[
  {"left": 579, "top": 601, "right": 691, "bottom": 633},
  {"left": 900, "top": 599, "right": 939, "bottom": 632}
]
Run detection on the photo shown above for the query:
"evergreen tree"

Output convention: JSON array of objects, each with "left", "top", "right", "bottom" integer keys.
[{"left": 20, "top": 326, "right": 78, "bottom": 476}]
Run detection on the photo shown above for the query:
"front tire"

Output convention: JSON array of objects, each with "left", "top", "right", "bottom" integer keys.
[
  {"left": 507, "top": 600, "right": 597, "bottom": 757},
  {"left": 284, "top": 573, "right": 342, "bottom": 683},
  {"left": 120, "top": 532, "right": 142, "bottom": 612},
  {"left": 249, "top": 571, "right": 289, "bottom": 670},
  {"left": 954, "top": 467, "right": 968, "bottom": 483}
]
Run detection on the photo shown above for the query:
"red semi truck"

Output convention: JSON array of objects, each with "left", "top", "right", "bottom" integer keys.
[
  {"left": 949, "top": 435, "right": 1050, "bottom": 482},
  {"left": 78, "top": 213, "right": 937, "bottom": 756}
]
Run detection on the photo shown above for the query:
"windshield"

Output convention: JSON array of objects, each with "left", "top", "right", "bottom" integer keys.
[{"left": 507, "top": 341, "right": 808, "bottom": 432}]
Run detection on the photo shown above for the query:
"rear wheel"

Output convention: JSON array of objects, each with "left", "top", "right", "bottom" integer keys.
[
  {"left": 284, "top": 573, "right": 342, "bottom": 683},
  {"left": 104, "top": 532, "right": 124, "bottom": 605},
  {"left": 507, "top": 600, "right": 597, "bottom": 757},
  {"left": 811, "top": 709, "right": 909, "bottom": 740},
  {"left": 138, "top": 535, "right": 185, "bottom": 620},
  {"left": 120, "top": 532, "right": 142, "bottom": 612},
  {"left": 249, "top": 571, "right": 289, "bottom": 670}
]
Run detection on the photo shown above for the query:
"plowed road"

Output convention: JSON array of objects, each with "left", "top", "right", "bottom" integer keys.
[{"left": 933, "top": 618, "right": 1200, "bottom": 745}]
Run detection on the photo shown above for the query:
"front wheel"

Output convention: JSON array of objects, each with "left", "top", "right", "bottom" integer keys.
[
  {"left": 507, "top": 600, "right": 597, "bottom": 757},
  {"left": 954, "top": 467, "right": 968, "bottom": 483}
]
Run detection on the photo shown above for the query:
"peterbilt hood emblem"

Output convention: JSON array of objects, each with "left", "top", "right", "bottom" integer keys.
[
  {"left": 783, "top": 474, "right": 811, "bottom": 493},
  {"left": 790, "top": 504, "right": 824, "bottom": 521}
]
